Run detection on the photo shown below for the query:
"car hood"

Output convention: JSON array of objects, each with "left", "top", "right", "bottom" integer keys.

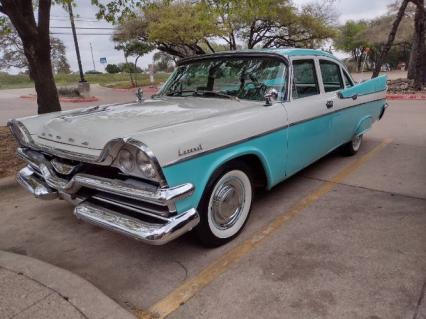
[{"left": 34, "top": 97, "right": 256, "bottom": 150}]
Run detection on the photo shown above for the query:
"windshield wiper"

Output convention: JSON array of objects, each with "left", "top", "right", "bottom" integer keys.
[
  {"left": 195, "top": 90, "right": 239, "bottom": 101},
  {"left": 166, "top": 89, "right": 196, "bottom": 96}
]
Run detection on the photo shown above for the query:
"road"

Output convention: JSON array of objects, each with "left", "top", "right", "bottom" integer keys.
[
  {"left": 0, "top": 84, "right": 138, "bottom": 126},
  {"left": 0, "top": 98, "right": 425, "bottom": 319}
]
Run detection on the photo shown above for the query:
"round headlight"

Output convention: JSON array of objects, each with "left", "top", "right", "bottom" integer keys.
[
  {"left": 136, "top": 150, "right": 157, "bottom": 178},
  {"left": 118, "top": 149, "right": 134, "bottom": 172}
]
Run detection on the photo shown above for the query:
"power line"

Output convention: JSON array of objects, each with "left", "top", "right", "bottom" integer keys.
[
  {"left": 51, "top": 26, "right": 115, "bottom": 30},
  {"left": 50, "top": 32, "right": 120, "bottom": 35}
]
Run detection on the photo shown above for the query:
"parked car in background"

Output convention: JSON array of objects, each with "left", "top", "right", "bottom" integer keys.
[{"left": 9, "top": 49, "right": 388, "bottom": 246}]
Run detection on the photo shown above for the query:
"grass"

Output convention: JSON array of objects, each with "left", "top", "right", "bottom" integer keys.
[{"left": 0, "top": 72, "right": 171, "bottom": 90}]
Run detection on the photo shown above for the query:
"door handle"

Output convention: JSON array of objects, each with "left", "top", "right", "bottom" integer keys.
[{"left": 326, "top": 100, "right": 334, "bottom": 109}]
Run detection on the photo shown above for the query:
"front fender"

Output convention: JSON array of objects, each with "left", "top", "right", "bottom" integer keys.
[{"left": 162, "top": 128, "right": 287, "bottom": 213}]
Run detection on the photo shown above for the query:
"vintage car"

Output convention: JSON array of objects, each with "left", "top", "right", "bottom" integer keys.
[{"left": 8, "top": 49, "right": 388, "bottom": 246}]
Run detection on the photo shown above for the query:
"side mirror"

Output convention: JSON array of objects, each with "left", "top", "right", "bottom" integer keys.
[
  {"left": 136, "top": 88, "right": 144, "bottom": 103},
  {"left": 264, "top": 88, "right": 278, "bottom": 106}
]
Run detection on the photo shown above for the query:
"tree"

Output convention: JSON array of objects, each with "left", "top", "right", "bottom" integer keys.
[
  {"left": 50, "top": 37, "right": 71, "bottom": 73},
  {"left": 153, "top": 51, "right": 174, "bottom": 72},
  {"left": 334, "top": 20, "right": 369, "bottom": 72},
  {"left": 0, "top": 0, "right": 61, "bottom": 114},
  {"left": 0, "top": 23, "right": 71, "bottom": 74},
  {"left": 118, "top": 62, "right": 143, "bottom": 73},
  {"left": 359, "top": 13, "right": 414, "bottom": 70},
  {"left": 105, "top": 63, "right": 121, "bottom": 73},
  {"left": 106, "top": 0, "right": 337, "bottom": 58},
  {"left": 411, "top": 0, "right": 425, "bottom": 88},
  {"left": 372, "top": 0, "right": 410, "bottom": 78},
  {"left": 114, "top": 40, "right": 153, "bottom": 86}
]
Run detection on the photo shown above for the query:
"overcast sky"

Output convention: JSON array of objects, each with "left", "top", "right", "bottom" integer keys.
[{"left": 40, "top": 0, "right": 392, "bottom": 73}]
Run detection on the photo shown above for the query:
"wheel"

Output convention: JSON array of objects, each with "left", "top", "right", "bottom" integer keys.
[
  {"left": 196, "top": 163, "right": 253, "bottom": 247},
  {"left": 341, "top": 134, "right": 363, "bottom": 156}
]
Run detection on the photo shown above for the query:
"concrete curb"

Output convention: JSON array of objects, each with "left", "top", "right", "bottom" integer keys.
[
  {"left": 0, "top": 251, "right": 136, "bottom": 319},
  {"left": 386, "top": 93, "right": 426, "bottom": 100},
  {"left": 20, "top": 95, "right": 99, "bottom": 103}
]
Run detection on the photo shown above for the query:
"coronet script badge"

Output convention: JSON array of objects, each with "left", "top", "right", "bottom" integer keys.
[{"left": 178, "top": 144, "right": 203, "bottom": 156}]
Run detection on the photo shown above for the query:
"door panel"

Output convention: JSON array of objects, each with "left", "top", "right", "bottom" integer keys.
[{"left": 285, "top": 58, "right": 334, "bottom": 176}]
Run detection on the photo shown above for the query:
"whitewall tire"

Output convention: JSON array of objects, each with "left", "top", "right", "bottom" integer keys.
[
  {"left": 342, "top": 134, "right": 363, "bottom": 156},
  {"left": 196, "top": 163, "right": 253, "bottom": 246}
]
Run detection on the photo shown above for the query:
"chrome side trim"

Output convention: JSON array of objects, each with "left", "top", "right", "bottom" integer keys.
[
  {"left": 17, "top": 148, "right": 194, "bottom": 208},
  {"left": 74, "top": 201, "right": 199, "bottom": 245},
  {"left": 163, "top": 97, "right": 387, "bottom": 167}
]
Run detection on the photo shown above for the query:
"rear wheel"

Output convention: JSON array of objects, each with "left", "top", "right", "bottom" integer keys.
[
  {"left": 196, "top": 163, "right": 253, "bottom": 247},
  {"left": 341, "top": 134, "right": 363, "bottom": 156}
]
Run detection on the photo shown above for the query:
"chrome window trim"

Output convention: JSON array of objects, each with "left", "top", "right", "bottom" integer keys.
[{"left": 165, "top": 52, "right": 290, "bottom": 102}]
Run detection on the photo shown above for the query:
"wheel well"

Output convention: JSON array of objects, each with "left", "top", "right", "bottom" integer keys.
[{"left": 226, "top": 154, "right": 267, "bottom": 189}]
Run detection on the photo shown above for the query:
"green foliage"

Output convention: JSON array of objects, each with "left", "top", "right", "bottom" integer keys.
[
  {"left": 118, "top": 62, "right": 143, "bottom": 73},
  {"left": 153, "top": 52, "right": 174, "bottom": 72},
  {"left": 90, "top": 0, "right": 143, "bottom": 24},
  {"left": 104, "top": 0, "right": 338, "bottom": 58},
  {"left": 334, "top": 20, "right": 368, "bottom": 53},
  {"left": 114, "top": 39, "right": 154, "bottom": 58},
  {"left": 105, "top": 64, "right": 121, "bottom": 73},
  {"left": 57, "top": 86, "right": 81, "bottom": 97},
  {"left": 334, "top": 7, "right": 415, "bottom": 70},
  {"left": 0, "top": 72, "right": 171, "bottom": 90},
  {"left": 85, "top": 70, "right": 103, "bottom": 74},
  {"left": 0, "top": 21, "right": 71, "bottom": 73}
]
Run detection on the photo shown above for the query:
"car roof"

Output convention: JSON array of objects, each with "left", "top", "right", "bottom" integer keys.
[
  {"left": 177, "top": 48, "right": 343, "bottom": 65},
  {"left": 178, "top": 48, "right": 341, "bottom": 65},
  {"left": 237, "top": 48, "right": 340, "bottom": 60}
]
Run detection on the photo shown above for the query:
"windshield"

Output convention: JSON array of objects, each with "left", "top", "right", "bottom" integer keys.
[{"left": 160, "top": 57, "right": 287, "bottom": 101}]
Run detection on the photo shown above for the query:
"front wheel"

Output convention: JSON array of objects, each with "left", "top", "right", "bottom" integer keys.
[
  {"left": 341, "top": 134, "right": 363, "bottom": 156},
  {"left": 196, "top": 164, "right": 253, "bottom": 247}
]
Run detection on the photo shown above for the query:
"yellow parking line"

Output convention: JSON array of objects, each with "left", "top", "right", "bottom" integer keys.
[{"left": 139, "top": 138, "right": 392, "bottom": 319}]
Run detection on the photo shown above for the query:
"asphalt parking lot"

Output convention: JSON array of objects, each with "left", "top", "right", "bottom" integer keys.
[{"left": 0, "top": 99, "right": 425, "bottom": 319}]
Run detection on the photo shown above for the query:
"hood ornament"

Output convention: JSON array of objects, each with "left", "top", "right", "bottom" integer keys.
[{"left": 136, "top": 88, "right": 144, "bottom": 103}]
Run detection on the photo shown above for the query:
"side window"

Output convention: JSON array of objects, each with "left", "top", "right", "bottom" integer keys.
[
  {"left": 343, "top": 70, "right": 354, "bottom": 88},
  {"left": 292, "top": 59, "right": 320, "bottom": 99},
  {"left": 319, "top": 60, "right": 344, "bottom": 93}
]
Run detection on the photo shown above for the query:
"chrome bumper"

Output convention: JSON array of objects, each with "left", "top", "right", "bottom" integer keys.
[
  {"left": 16, "top": 148, "right": 200, "bottom": 245},
  {"left": 75, "top": 202, "right": 199, "bottom": 245},
  {"left": 17, "top": 148, "right": 193, "bottom": 209},
  {"left": 379, "top": 102, "right": 389, "bottom": 120}
]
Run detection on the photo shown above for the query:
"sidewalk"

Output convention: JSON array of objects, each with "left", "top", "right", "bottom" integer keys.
[{"left": 0, "top": 250, "right": 136, "bottom": 319}]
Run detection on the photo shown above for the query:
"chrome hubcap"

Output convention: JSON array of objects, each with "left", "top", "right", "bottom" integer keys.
[
  {"left": 211, "top": 177, "right": 245, "bottom": 230},
  {"left": 352, "top": 135, "right": 362, "bottom": 151}
]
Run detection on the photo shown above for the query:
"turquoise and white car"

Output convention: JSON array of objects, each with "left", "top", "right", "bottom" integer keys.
[{"left": 9, "top": 49, "right": 388, "bottom": 246}]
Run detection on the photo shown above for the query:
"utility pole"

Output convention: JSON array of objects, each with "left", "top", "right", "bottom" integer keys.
[
  {"left": 90, "top": 43, "right": 96, "bottom": 71},
  {"left": 67, "top": 2, "right": 86, "bottom": 83}
]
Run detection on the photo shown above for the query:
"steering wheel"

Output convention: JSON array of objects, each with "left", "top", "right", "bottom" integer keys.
[{"left": 239, "top": 82, "right": 268, "bottom": 100}]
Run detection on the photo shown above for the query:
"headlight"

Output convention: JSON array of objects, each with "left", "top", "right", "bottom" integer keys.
[
  {"left": 117, "top": 149, "right": 134, "bottom": 172},
  {"left": 136, "top": 150, "right": 157, "bottom": 178},
  {"left": 113, "top": 142, "right": 163, "bottom": 184},
  {"left": 8, "top": 120, "right": 32, "bottom": 146}
]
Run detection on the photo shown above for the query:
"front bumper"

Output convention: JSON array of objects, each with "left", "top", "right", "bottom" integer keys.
[{"left": 16, "top": 148, "right": 200, "bottom": 245}]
